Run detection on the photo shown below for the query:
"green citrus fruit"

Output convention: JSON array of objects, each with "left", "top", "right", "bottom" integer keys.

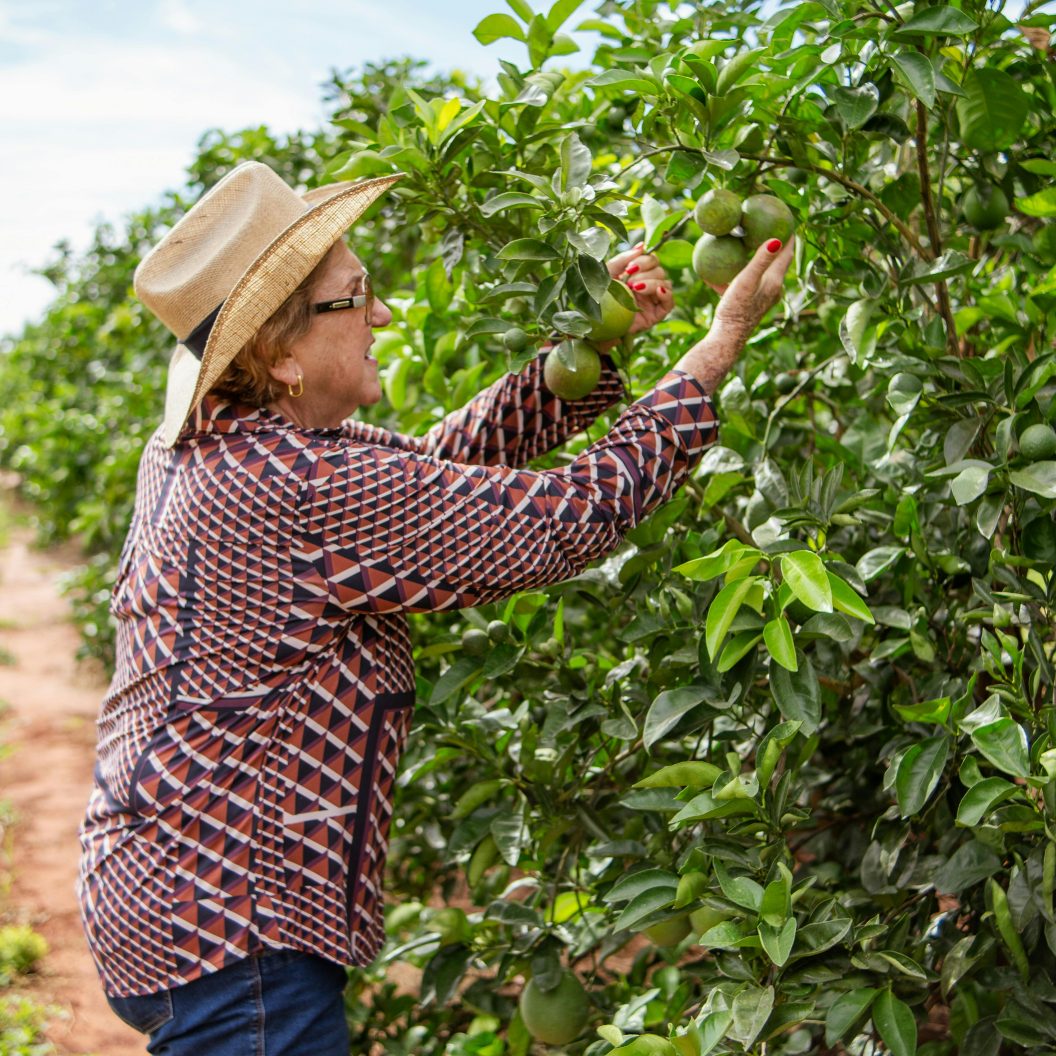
[
  {"left": 961, "top": 183, "right": 1010, "bottom": 231},
  {"left": 740, "top": 193, "right": 796, "bottom": 251},
  {"left": 1020, "top": 423, "right": 1056, "bottom": 461},
  {"left": 461, "top": 629, "right": 489, "bottom": 657},
  {"left": 1023, "top": 516, "right": 1056, "bottom": 565},
  {"left": 643, "top": 913, "right": 692, "bottom": 947},
  {"left": 486, "top": 619, "right": 511, "bottom": 643},
  {"left": 690, "top": 905, "right": 732, "bottom": 939},
  {"left": 694, "top": 188, "right": 743, "bottom": 236},
  {"left": 692, "top": 234, "right": 749, "bottom": 285},
  {"left": 518, "top": 971, "right": 590, "bottom": 1045},
  {"left": 503, "top": 327, "right": 529, "bottom": 354},
  {"left": 587, "top": 286, "right": 636, "bottom": 343},
  {"left": 544, "top": 340, "right": 602, "bottom": 401}
]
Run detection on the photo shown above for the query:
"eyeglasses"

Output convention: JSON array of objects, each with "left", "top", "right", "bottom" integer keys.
[{"left": 313, "top": 271, "right": 374, "bottom": 320}]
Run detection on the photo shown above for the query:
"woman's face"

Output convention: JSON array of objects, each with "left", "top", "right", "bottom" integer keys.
[{"left": 268, "top": 242, "right": 393, "bottom": 427}]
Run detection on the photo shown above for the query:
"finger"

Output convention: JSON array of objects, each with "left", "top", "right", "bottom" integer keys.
[
  {"left": 620, "top": 253, "right": 660, "bottom": 278},
  {"left": 623, "top": 277, "right": 669, "bottom": 301},
  {"left": 728, "top": 237, "right": 788, "bottom": 294},
  {"left": 607, "top": 243, "right": 647, "bottom": 277}
]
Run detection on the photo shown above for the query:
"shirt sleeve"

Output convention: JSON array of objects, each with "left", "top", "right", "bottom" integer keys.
[
  {"left": 298, "top": 369, "right": 719, "bottom": 614},
  {"left": 344, "top": 350, "right": 628, "bottom": 468}
]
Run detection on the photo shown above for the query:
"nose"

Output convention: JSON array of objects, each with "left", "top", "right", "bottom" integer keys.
[{"left": 371, "top": 297, "right": 393, "bottom": 328}]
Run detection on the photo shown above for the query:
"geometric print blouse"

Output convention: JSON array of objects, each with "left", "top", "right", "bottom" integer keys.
[{"left": 76, "top": 351, "right": 719, "bottom": 997}]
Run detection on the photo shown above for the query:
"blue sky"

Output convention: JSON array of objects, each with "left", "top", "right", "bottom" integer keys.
[{"left": 0, "top": 0, "right": 563, "bottom": 336}]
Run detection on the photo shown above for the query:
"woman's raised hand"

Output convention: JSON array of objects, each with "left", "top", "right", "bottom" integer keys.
[
  {"left": 675, "top": 236, "right": 796, "bottom": 396},
  {"left": 703, "top": 235, "right": 795, "bottom": 356},
  {"left": 607, "top": 245, "right": 675, "bottom": 335}
]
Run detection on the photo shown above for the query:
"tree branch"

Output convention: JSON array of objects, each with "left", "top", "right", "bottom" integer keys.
[{"left": 914, "top": 102, "right": 962, "bottom": 357}]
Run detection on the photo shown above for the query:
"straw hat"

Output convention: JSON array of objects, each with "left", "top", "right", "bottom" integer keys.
[{"left": 133, "top": 161, "right": 402, "bottom": 446}]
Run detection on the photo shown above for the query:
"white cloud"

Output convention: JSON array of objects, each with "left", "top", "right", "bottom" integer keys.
[{"left": 158, "top": 0, "right": 203, "bottom": 35}]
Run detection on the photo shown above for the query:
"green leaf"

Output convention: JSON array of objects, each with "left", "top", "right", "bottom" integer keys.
[
  {"left": 545, "top": 0, "right": 584, "bottom": 33},
  {"left": 1015, "top": 188, "right": 1056, "bottom": 217},
  {"left": 697, "top": 1011, "right": 733, "bottom": 1056},
  {"left": 705, "top": 576, "right": 762, "bottom": 659},
  {"left": 714, "top": 861, "right": 763, "bottom": 912},
  {"left": 498, "top": 238, "right": 560, "bottom": 261},
  {"left": 890, "top": 52, "right": 936, "bottom": 108},
  {"left": 901, "top": 250, "right": 973, "bottom": 286},
  {"left": 613, "top": 885, "right": 677, "bottom": 931},
  {"left": 873, "top": 990, "right": 917, "bottom": 1056},
  {"left": 560, "top": 133, "right": 592, "bottom": 191},
  {"left": 474, "top": 13, "right": 527, "bottom": 44},
  {"left": 895, "top": 734, "right": 949, "bottom": 817},
  {"left": 674, "top": 541, "right": 760, "bottom": 583},
  {"left": 633, "top": 761, "right": 721, "bottom": 789},
  {"left": 430, "top": 656, "right": 483, "bottom": 704},
  {"left": 759, "top": 918, "right": 796, "bottom": 966},
  {"left": 587, "top": 69, "right": 658, "bottom": 95},
  {"left": 770, "top": 656, "right": 822, "bottom": 734},
  {"left": 1009, "top": 461, "right": 1056, "bottom": 499},
  {"left": 780, "top": 552, "right": 832, "bottom": 613},
  {"left": 717, "top": 630, "right": 763, "bottom": 672},
  {"left": 603, "top": 868, "right": 679, "bottom": 904},
  {"left": 857, "top": 546, "right": 903, "bottom": 582},
  {"left": 956, "top": 68, "right": 1029, "bottom": 153},
  {"left": 763, "top": 616, "right": 797, "bottom": 671},
  {"left": 830, "top": 84, "right": 879, "bottom": 129},
  {"left": 825, "top": 989, "right": 878, "bottom": 1047},
  {"left": 893, "top": 696, "right": 951, "bottom": 725},
  {"left": 827, "top": 573, "right": 875, "bottom": 624},
  {"left": 887, "top": 372, "right": 923, "bottom": 415},
  {"left": 480, "top": 192, "right": 542, "bottom": 217},
  {"left": 730, "top": 986, "right": 775, "bottom": 1048},
  {"left": 952, "top": 464, "right": 991, "bottom": 505},
  {"left": 506, "top": 0, "right": 534, "bottom": 21},
  {"left": 491, "top": 798, "right": 529, "bottom": 865},
  {"left": 894, "top": 7, "right": 978, "bottom": 35},
  {"left": 956, "top": 776, "right": 1020, "bottom": 826},
  {"left": 644, "top": 687, "right": 709, "bottom": 751},
  {"left": 839, "top": 300, "right": 876, "bottom": 365},
  {"left": 759, "top": 866, "right": 792, "bottom": 926},
  {"left": 971, "top": 718, "right": 1030, "bottom": 778},
  {"left": 934, "top": 839, "right": 1003, "bottom": 894},
  {"left": 425, "top": 258, "right": 452, "bottom": 314}
]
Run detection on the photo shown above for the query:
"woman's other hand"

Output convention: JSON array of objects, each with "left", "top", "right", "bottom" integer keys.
[{"left": 607, "top": 245, "right": 675, "bottom": 335}]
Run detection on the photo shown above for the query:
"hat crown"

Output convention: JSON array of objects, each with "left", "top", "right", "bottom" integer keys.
[{"left": 134, "top": 162, "right": 308, "bottom": 342}]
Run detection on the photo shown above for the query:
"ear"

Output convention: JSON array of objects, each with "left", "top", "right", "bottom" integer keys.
[{"left": 268, "top": 356, "right": 301, "bottom": 388}]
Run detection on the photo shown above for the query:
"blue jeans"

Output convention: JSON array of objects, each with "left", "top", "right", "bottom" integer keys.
[{"left": 105, "top": 948, "right": 350, "bottom": 1055}]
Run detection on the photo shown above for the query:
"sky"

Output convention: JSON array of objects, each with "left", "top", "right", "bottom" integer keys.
[{"left": 0, "top": 0, "right": 562, "bottom": 337}]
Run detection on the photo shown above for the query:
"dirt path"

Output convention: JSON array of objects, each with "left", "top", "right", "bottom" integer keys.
[{"left": 0, "top": 505, "right": 142, "bottom": 1056}]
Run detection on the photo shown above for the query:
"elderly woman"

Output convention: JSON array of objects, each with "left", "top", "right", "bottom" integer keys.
[{"left": 77, "top": 162, "right": 793, "bottom": 1055}]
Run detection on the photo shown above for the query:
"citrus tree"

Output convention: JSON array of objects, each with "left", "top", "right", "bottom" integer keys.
[
  {"left": 2, "top": 2, "right": 1056, "bottom": 1055},
  {"left": 328, "top": 2, "right": 1056, "bottom": 1054}
]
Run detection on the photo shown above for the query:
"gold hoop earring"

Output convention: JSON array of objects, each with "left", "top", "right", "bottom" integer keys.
[{"left": 288, "top": 373, "right": 304, "bottom": 398}]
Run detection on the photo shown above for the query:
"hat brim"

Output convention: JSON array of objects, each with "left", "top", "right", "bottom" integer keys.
[{"left": 161, "top": 173, "right": 402, "bottom": 447}]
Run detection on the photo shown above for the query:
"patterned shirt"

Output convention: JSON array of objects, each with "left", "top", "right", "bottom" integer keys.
[{"left": 76, "top": 351, "right": 719, "bottom": 997}]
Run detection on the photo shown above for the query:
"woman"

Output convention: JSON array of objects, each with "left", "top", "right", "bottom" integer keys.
[{"left": 77, "top": 161, "right": 793, "bottom": 1054}]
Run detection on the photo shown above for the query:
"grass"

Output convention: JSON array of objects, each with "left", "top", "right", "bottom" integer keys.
[{"left": 0, "top": 994, "right": 59, "bottom": 1054}]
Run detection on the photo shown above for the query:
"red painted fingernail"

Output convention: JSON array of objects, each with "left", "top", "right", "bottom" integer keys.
[
  {"left": 659, "top": 285, "right": 667, "bottom": 295},
  {"left": 633, "top": 281, "right": 647, "bottom": 290},
  {"left": 766, "top": 239, "right": 782, "bottom": 253},
  {"left": 626, "top": 264, "right": 640, "bottom": 275}
]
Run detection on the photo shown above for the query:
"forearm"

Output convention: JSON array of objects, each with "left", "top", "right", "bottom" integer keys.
[{"left": 673, "top": 335, "right": 741, "bottom": 397}]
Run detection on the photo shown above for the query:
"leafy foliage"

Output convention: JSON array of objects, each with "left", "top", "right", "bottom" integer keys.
[{"left": 2, "top": 2, "right": 1056, "bottom": 1054}]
